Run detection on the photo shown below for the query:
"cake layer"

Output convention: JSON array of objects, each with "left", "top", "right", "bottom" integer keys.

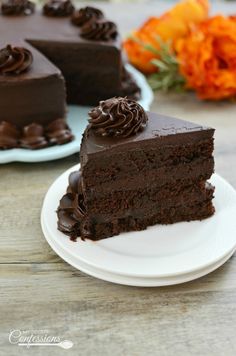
[
  {"left": 58, "top": 197, "right": 215, "bottom": 241},
  {"left": 85, "top": 199, "right": 215, "bottom": 240},
  {"left": 57, "top": 168, "right": 214, "bottom": 240},
  {"left": 84, "top": 181, "right": 214, "bottom": 215},
  {"left": 82, "top": 137, "right": 214, "bottom": 182},
  {"left": 83, "top": 157, "right": 214, "bottom": 195}
]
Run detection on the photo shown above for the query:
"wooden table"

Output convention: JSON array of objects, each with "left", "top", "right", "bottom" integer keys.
[{"left": 1, "top": 3, "right": 236, "bottom": 355}]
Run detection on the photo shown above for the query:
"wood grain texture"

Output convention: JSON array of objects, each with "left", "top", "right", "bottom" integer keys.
[{"left": 0, "top": 3, "right": 236, "bottom": 355}]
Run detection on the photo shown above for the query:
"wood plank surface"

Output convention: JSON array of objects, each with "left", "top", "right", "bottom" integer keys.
[{"left": 1, "top": 2, "right": 236, "bottom": 356}]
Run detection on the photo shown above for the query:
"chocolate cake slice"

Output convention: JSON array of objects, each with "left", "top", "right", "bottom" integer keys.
[{"left": 57, "top": 97, "right": 215, "bottom": 241}]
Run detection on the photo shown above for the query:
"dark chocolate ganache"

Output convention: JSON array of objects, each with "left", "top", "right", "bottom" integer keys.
[
  {"left": 71, "top": 6, "right": 103, "bottom": 27},
  {"left": 43, "top": 0, "right": 75, "bottom": 17},
  {"left": 1, "top": 0, "right": 35, "bottom": 15},
  {"left": 0, "top": 44, "right": 33, "bottom": 75},
  {"left": 88, "top": 97, "right": 148, "bottom": 138}
]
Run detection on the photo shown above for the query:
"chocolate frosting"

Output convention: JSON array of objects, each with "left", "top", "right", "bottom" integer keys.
[
  {"left": 71, "top": 6, "right": 103, "bottom": 27},
  {"left": 0, "top": 45, "right": 33, "bottom": 75},
  {"left": 43, "top": 0, "right": 75, "bottom": 17},
  {"left": 46, "top": 118, "right": 74, "bottom": 145},
  {"left": 88, "top": 97, "right": 148, "bottom": 138},
  {"left": 0, "top": 118, "right": 74, "bottom": 149},
  {"left": 57, "top": 170, "right": 87, "bottom": 240},
  {"left": 1, "top": 0, "right": 35, "bottom": 15},
  {"left": 80, "top": 20, "right": 118, "bottom": 42},
  {"left": 20, "top": 123, "right": 48, "bottom": 149},
  {"left": 0, "top": 121, "right": 20, "bottom": 148}
]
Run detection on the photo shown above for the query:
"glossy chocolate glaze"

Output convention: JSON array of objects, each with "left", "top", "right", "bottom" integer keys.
[
  {"left": 81, "top": 111, "right": 214, "bottom": 157},
  {"left": 0, "top": 9, "right": 120, "bottom": 44}
]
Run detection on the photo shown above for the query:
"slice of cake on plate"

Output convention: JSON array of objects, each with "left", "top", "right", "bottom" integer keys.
[{"left": 57, "top": 97, "right": 215, "bottom": 241}]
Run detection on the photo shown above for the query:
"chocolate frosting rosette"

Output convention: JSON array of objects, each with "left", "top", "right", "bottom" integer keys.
[
  {"left": 0, "top": 45, "right": 33, "bottom": 75},
  {"left": 88, "top": 97, "right": 148, "bottom": 138}
]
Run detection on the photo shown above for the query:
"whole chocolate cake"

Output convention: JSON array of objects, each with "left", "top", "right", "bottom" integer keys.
[
  {"left": 0, "top": 2, "right": 140, "bottom": 149},
  {"left": 57, "top": 97, "right": 215, "bottom": 241}
]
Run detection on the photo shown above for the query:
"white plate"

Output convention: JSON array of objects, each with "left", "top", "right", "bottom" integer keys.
[
  {"left": 41, "top": 221, "right": 236, "bottom": 287},
  {"left": 41, "top": 164, "right": 236, "bottom": 283},
  {"left": 0, "top": 64, "right": 153, "bottom": 164}
]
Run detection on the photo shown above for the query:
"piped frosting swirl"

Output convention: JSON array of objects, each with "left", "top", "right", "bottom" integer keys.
[
  {"left": 0, "top": 45, "right": 33, "bottom": 75},
  {"left": 80, "top": 20, "right": 118, "bottom": 42},
  {"left": 71, "top": 6, "right": 103, "bottom": 27},
  {"left": 46, "top": 118, "right": 74, "bottom": 145},
  {"left": 0, "top": 121, "right": 20, "bottom": 149},
  {"left": 57, "top": 170, "right": 87, "bottom": 241},
  {"left": 20, "top": 123, "right": 48, "bottom": 149},
  {"left": 1, "top": 0, "right": 35, "bottom": 15},
  {"left": 0, "top": 118, "right": 73, "bottom": 150},
  {"left": 43, "top": 0, "right": 74, "bottom": 17},
  {"left": 88, "top": 97, "right": 148, "bottom": 138}
]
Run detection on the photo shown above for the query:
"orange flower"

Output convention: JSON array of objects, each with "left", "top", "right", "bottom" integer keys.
[
  {"left": 176, "top": 16, "right": 236, "bottom": 100},
  {"left": 123, "top": 0, "right": 209, "bottom": 74},
  {"left": 124, "top": 18, "right": 161, "bottom": 74}
]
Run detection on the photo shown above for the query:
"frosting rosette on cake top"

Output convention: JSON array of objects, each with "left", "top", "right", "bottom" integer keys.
[
  {"left": 80, "top": 19, "right": 118, "bottom": 42},
  {"left": 43, "top": 0, "right": 75, "bottom": 17},
  {"left": 0, "top": 44, "right": 33, "bottom": 75},
  {"left": 71, "top": 6, "right": 104, "bottom": 27},
  {"left": 88, "top": 97, "right": 148, "bottom": 138},
  {"left": 1, "top": 0, "right": 35, "bottom": 16}
]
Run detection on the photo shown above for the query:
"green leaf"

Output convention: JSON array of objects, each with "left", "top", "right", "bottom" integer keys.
[
  {"left": 143, "top": 44, "right": 161, "bottom": 56},
  {"left": 127, "top": 33, "right": 186, "bottom": 93},
  {"left": 149, "top": 36, "right": 186, "bottom": 92},
  {"left": 151, "top": 59, "right": 168, "bottom": 71}
]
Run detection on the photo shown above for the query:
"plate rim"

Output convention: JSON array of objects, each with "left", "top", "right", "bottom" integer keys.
[
  {"left": 41, "top": 216, "right": 236, "bottom": 287},
  {"left": 41, "top": 163, "right": 236, "bottom": 278}
]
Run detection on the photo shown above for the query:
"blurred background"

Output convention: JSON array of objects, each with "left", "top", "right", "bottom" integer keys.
[{"left": 75, "top": 0, "right": 235, "bottom": 2}]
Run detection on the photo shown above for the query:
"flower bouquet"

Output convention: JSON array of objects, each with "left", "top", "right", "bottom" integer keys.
[{"left": 124, "top": 0, "right": 236, "bottom": 101}]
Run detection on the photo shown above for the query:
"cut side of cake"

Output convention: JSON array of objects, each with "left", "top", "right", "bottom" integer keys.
[{"left": 57, "top": 97, "right": 215, "bottom": 241}]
